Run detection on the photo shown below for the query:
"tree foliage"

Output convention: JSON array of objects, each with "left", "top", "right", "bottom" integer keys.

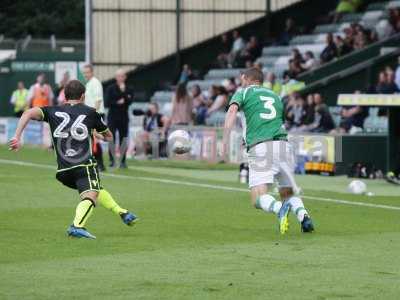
[{"left": 0, "top": 0, "right": 84, "bottom": 39}]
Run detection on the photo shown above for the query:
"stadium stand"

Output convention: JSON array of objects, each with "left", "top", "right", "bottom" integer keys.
[{"left": 148, "top": 0, "right": 400, "bottom": 133}]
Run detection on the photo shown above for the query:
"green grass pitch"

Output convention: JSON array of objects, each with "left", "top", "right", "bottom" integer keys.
[{"left": 1, "top": 146, "right": 400, "bottom": 299}]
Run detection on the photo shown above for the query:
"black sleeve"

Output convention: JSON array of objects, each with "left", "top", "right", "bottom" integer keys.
[
  {"left": 133, "top": 109, "right": 145, "bottom": 116},
  {"left": 105, "top": 85, "right": 118, "bottom": 108},
  {"left": 39, "top": 106, "right": 51, "bottom": 122},
  {"left": 125, "top": 88, "right": 134, "bottom": 105},
  {"left": 93, "top": 111, "right": 108, "bottom": 133}
]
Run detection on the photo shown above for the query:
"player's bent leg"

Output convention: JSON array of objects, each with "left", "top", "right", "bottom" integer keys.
[
  {"left": 251, "top": 184, "right": 282, "bottom": 214},
  {"left": 67, "top": 191, "right": 98, "bottom": 239},
  {"left": 279, "top": 187, "right": 314, "bottom": 233},
  {"left": 97, "top": 189, "right": 138, "bottom": 226}
]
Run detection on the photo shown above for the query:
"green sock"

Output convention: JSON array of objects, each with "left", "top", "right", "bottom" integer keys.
[
  {"left": 73, "top": 199, "right": 95, "bottom": 228},
  {"left": 98, "top": 189, "right": 127, "bottom": 215}
]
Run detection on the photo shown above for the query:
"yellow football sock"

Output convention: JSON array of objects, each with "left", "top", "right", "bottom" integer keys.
[
  {"left": 98, "top": 189, "right": 127, "bottom": 215},
  {"left": 73, "top": 199, "right": 95, "bottom": 228}
]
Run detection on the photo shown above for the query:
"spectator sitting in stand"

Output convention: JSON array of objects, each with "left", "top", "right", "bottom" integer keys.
[
  {"left": 389, "top": 8, "right": 400, "bottom": 33},
  {"left": 205, "top": 86, "right": 229, "bottom": 126},
  {"left": 353, "top": 29, "right": 369, "bottom": 50},
  {"left": 222, "top": 77, "right": 238, "bottom": 97},
  {"left": 395, "top": 56, "right": 400, "bottom": 90},
  {"left": 278, "top": 18, "right": 298, "bottom": 45},
  {"left": 335, "top": 35, "right": 353, "bottom": 57},
  {"left": 178, "top": 64, "right": 194, "bottom": 84},
  {"left": 375, "top": 70, "right": 400, "bottom": 94},
  {"left": 228, "top": 30, "right": 246, "bottom": 67},
  {"left": 216, "top": 33, "right": 233, "bottom": 68},
  {"left": 303, "top": 94, "right": 315, "bottom": 125},
  {"left": 263, "top": 72, "right": 282, "bottom": 95},
  {"left": 330, "top": 91, "right": 368, "bottom": 134},
  {"left": 335, "top": 105, "right": 368, "bottom": 134},
  {"left": 133, "top": 102, "right": 169, "bottom": 156},
  {"left": 291, "top": 48, "right": 304, "bottom": 64},
  {"left": 285, "top": 93, "right": 307, "bottom": 131},
  {"left": 334, "top": 0, "right": 362, "bottom": 23},
  {"left": 298, "top": 93, "right": 335, "bottom": 133},
  {"left": 301, "top": 51, "right": 318, "bottom": 71},
  {"left": 280, "top": 71, "right": 306, "bottom": 98},
  {"left": 236, "top": 36, "right": 262, "bottom": 67},
  {"left": 375, "top": 19, "right": 394, "bottom": 40},
  {"left": 320, "top": 33, "right": 338, "bottom": 63},
  {"left": 287, "top": 59, "right": 305, "bottom": 79},
  {"left": 170, "top": 83, "right": 193, "bottom": 126}
]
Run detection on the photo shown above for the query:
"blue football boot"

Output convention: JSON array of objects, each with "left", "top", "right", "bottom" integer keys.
[
  {"left": 301, "top": 215, "right": 314, "bottom": 233},
  {"left": 67, "top": 225, "right": 96, "bottom": 239},
  {"left": 120, "top": 211, "right": 138, "bottom": 226}
]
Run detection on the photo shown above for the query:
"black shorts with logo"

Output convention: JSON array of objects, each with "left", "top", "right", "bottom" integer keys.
[{"left": 56, "top": 164, "right": 102, "bottom": 195}]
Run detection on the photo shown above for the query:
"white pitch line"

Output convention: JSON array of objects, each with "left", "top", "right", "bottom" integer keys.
[{"left": 1, "top": 158, "right": 400, "bottom": 211}]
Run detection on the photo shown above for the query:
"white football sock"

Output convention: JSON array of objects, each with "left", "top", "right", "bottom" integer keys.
[
  {"left": 288, "top": 196, "right": 308, "bottom": 222},
  {"left": 256, "top": 194, "right": 282, "bottom": 214}
]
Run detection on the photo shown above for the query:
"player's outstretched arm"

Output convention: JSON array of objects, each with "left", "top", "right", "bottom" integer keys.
[
  {"left": 222, "top": 104, "right": 239, "bottom": 160},
  {"left": 8, "top": 108, "right": 43, "bottom": 151}
]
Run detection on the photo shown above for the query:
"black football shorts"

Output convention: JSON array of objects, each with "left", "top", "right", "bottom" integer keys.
[{"left": 56, "top": 164, "right": 102, "bottom": 195}]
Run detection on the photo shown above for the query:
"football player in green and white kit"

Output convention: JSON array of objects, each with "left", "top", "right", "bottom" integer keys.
[{"left": 223, "top": 68, "right": 314, "bottom": 234}]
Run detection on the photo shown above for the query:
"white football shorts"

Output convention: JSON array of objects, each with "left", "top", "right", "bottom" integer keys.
[{"left": 247, "top": 140, "right": 300, "bottom": 193}]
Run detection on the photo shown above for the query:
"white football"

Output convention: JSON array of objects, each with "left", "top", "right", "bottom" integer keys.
[
  {"left": 168, "top": 130, "right": 191, "bottom": 154},
  {"left": 347, "top": 180, "right": 367, "bottom": 195}
]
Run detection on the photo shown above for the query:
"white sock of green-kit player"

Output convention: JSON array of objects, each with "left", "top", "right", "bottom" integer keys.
[
  {"left": 256, "top": 194, "right": 282, "bottom": 214},
  {"left": 288, "top": 196, "right": 308, "bottom": 222}
]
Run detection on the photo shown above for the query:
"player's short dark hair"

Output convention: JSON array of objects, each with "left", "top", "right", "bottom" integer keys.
[
  {"left": 64, "top": 80, "right": 86, "bottom": 100},
  {"left": 242, "top": 67, "right": 264, "bottom": 84}
]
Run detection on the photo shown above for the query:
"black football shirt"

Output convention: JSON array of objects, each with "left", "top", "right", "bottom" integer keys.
[{"left": 40, "top": 103, "right": 108, "bottom": 171}]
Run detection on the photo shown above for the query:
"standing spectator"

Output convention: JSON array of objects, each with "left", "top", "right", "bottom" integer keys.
[
  {"left": 228, "top": 30, "right": 246, "bottom": 67},
  {"left": 56, "top": 72, "right": 70, "bottom": 105},
  {"left": 28, "top": 73, "right": 54, "bottom": 108},
  {"left": 395, "top": 57, "right": 400, "bottom": 90},
  {"left": 105, "top": 69, "right": 134, "bottom": 169},
  {"left": 178, "top": 64, "right": 194, "bottom": 85},
  {"left": 190, "top": 84, "right": 207, "bottom": 125},
  {"left": 301, "top": 51, "right": 318, "bottom": 71},
  {"left": 82, "top": 64, "right": 106, "bottom": 171},
  {"left": 10, "top": 81, "right": 28, "bottom": 117},
  {"left": 170, "top": 83, "right": 193, "bottom": 125},
  {"left": 263, "top": 72, "right": 282, "bottom": 95},
  {"left": 320, "top": 33, "right": 338, "bottom": 63}
]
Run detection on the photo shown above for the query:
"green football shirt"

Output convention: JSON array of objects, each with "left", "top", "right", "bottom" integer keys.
[{"left": 230, "top": 84, "right": 287, "bottom": 148}]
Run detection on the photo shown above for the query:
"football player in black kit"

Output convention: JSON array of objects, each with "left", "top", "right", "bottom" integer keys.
[{"left": 9, "top": 80, "right": 138, "bottom": 239}]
